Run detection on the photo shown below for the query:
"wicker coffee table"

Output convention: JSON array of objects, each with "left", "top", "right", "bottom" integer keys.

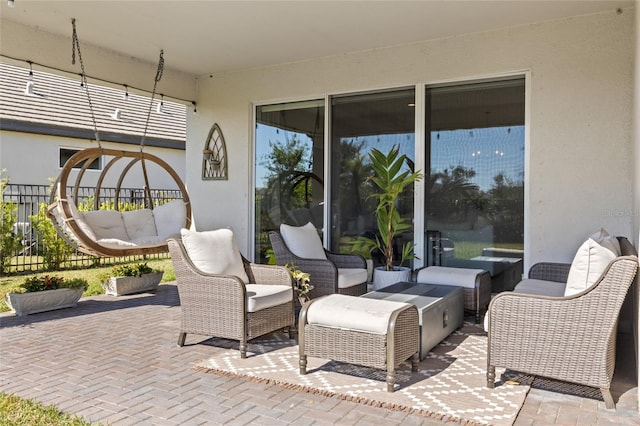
[{"left": 361, "top": 282, "right": 464, "bottom": 360}]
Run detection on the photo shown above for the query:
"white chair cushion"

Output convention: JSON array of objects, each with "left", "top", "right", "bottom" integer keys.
[
  {"left": 82, "top": 210, "right": 128, "bottom": 241},
  {"left": 245, "top": 284, "right": 292, "bottom": 312},
  {"left": 513, "top": 278, "right": 566, "bottom": 297},
  {"left": 130, "top": 236, "right": 166, "bottom": 246},
  {"left": 416, "top": 266, "right": 486, "bottom": 289},
  {"left": 337, "top": 268, "right": 368, "bottom": 289},
  {"left": 97, "top": 238, "right": 138, "bottom": 249},
  {"left": 180, "top": 228, "right": 249, "bottom": 283},
  {"left": 564, "top": 231, "right": 618, "bottom": 296},
  {"left": 122, "top": 209, "right": 157, "bottom": 240},
  {"left": 306, "top": 294, "right": 411, "bottom": 335},
  {"left": 65, "top": 200, "right": 97, "bottom": 241},
  {"left": 154, "top": 200, "right": 187, "bottom": 240},
  {"left": 279, "top": 222, "right": 327, "bottom": 259}
]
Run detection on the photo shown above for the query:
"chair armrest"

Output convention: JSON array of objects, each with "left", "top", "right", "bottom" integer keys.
[
  {"left": 167, "top": 239, "right": 247, "bottom": 307},
  {"left": 247, "top": 263, "right": 294, "bottom": 287},
  {"left": 284, "top": 258, "right": 338, "bottom": 297},
  {"left": 488, "top": 256, "right": 638, "bottom": 388},
  {"left": 326, "top": 251, "right": 367, "bottom": 269},
  {"left": 528, "top": 262, "right": 570, "bottom": 282},
  {"left": 487, "top": 288, "right": 618, "bottom": 387},
  {"left": 268, "top": 231, "right": 339, "bottom": 296}
]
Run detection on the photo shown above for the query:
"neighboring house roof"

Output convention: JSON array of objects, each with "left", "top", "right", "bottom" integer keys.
[{"left": 0, "top": 62, "right": 186, "bottom": 149}]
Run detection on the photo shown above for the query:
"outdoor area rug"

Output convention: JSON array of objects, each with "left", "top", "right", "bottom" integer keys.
[{"left": 194, "top": 322, "right": 529, "bottom": 425}]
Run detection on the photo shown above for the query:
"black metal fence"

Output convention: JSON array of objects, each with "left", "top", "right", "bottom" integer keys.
[{"left": 1, "top": 183, "right": 181, "bottom": 273}]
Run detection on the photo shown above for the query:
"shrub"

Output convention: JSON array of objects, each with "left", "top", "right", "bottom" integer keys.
[
  {"left": 111, "top": 262, "right": 155, "bottom": 277},
  {"left": 20, "top": 275, "right": 88, "bottom": 293},
  {"left": 30, "top": 202, "right": 74, "bottom": 270},
  {"left": 0, "top": 172, "right": 21, "bottom": 273}
]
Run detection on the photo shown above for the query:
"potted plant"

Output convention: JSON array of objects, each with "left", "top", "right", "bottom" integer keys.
[
  {"left": 102, "top": 262, "right": 163, "bottom": 296},
  {"left": 5, "top": 275, "right": 88, "bottom": 316},
  {"left": 350, "top": 146, "right": 422, "bottom": 290},
  {"left": 285, "top": 263, "right": 314, "bottom": 305}
]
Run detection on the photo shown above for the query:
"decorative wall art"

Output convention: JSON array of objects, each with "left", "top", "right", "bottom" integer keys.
[{"left": 202, "top": 123, "right": 228, "bottom": 180}]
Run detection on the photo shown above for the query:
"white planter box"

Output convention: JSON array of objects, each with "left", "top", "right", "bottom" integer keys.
[
  {"left": 6, "top": 288, "right": 83, "bottom": 316},
  {"left": 103, "top": 271, "right": 163, "bottom": 296}
]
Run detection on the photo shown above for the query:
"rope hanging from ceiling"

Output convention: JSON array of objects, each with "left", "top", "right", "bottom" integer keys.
[{"left": 47, "top": 19, "right": 191, "bottom": 258}]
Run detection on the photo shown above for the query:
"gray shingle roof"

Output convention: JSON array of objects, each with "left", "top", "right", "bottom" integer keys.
[{"left": 0, "top": 62, "right": 186, "bottom": 149}]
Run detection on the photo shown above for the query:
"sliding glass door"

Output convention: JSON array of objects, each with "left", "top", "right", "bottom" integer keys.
[
  {"left": 254, "top": 100, "right": 324, "bottom": 263},
  {"left": 330, "top": 89, "right": 416, "bottom": 265},
  {"left": 424, "top": 78, "right": 525, "bottom": 269},
  {"left": 253, "top": 77, "right": 525, "bottom": 270}
]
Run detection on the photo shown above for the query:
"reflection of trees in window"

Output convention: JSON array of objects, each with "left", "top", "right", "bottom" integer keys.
[
  {"left": 337, "top": 139, "right": 375, "bottom": 228},
  {"left": 260, "top": 136, "right": 311, "bottom": 184},
  {"left": 259, "top": 135, "right": 323, "bottom": 234},
  {"left": 426, "top": 164, "right": 523, "bottom": 245},
  {"left": 486, "top": 173, "right": 524, "bottom": 243},
  {"left": 427, "top": 166, "right": 482, "bottom": 226}
]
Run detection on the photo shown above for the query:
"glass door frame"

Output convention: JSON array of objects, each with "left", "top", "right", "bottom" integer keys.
[{"left": 250, "top": 72, "right": 530, "bottom": 270}]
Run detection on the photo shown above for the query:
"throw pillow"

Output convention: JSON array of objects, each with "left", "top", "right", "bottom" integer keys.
[
  {"left": 590, "top": 228, "right": 621, "bottom": 256},
  {"left": 280, "top": 222, "right": 327, "bottom": 259},
  {"left": 153, "top": 200, "right": 187, "bottom": 240},
  {"left": 180, "top": 228, "right": 249, "bottom": 283},
  {"left": 564, "top": 229, "right": 618, "bottom": 296},
  {"left": 122, "top": 209, "right": 157, "bottom": 240},
  {"left": 82, "top": 210, "right": 129, "bottom": 241}
]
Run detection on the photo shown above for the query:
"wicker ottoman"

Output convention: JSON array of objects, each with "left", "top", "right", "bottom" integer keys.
[
  {"left": 299, "top": 294, "right": 419, "bottom": 392},
  {"left": 415, "top": 266, "right": 491, "bottom": 323}
]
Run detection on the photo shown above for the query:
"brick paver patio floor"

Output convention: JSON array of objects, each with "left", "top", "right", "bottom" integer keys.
[{"left": 1, "top": 283, "right": 638, "bottom": 425}]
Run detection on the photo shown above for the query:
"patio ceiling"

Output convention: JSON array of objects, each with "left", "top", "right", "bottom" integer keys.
[{"left": 1, "top": 0, "right": 635, "bottom": 76}]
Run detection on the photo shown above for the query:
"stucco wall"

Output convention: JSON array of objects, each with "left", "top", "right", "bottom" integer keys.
[
  {"left": 189, "top": 9, "right": 635, "bottom": 265},
  {"left": 0, "top": 130, "right": 186, "bottom": 190}
]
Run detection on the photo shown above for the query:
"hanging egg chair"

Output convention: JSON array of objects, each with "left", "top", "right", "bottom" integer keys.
[
  {"left": 47, "top": 20, "right": 191, "bottom": 257},
  {"left": 48, "top": 147, "right": 191, "bottom": 257}
]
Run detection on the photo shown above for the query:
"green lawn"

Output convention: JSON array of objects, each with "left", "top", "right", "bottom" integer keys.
[
  {"left": 0, "top": 258, "right": 174, "bottom": 313},
  {"left": 451, "top": 241, "right": 523, "bottom": 260},
  {"left": 0, "top": 393, "right": 99, "bottom": 425}
]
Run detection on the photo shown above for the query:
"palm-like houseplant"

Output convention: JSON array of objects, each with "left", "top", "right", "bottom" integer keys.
[{"left": 351, "top": 146, "right": 422, "bottom": 287}]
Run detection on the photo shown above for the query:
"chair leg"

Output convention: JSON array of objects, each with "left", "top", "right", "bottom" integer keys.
[
  {"left": 240, "top": 339, "right": 247, "bottom": 359},
  {"left": 411, "top": 353, "right": 419, "bottom": 372},
  {"left": 288, "top": 323, "right": 297, "bottom": 340},
  {"left": 601, "top": 388, "right": 615, "bottom": 410},
  {"left": 299, "top": 354, "right": 307, "bottom": 375},
  {"left": 487, "top": 365, "right": 495, "bottom": 388},
  {"left": 177, "top": 332, "right": 186, "bottom": 347},
  {"left": 386, "top": 369, "right": 396, "bottom": 392}
]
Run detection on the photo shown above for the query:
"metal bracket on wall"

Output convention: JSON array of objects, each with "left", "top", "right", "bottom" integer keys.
[{"left": 202, "top": 123, "right": 228, "bottom": 180}]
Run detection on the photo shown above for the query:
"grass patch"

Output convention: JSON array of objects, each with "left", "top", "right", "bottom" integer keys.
[
  {"left": 0, "top": 393, "right": 99, "bottom": 425},
  {"left": 0, "top": 258, "right": 174, "bottom": 313},
  {"left": 452, "top": 241, "right": 523, "bottom": 260}
]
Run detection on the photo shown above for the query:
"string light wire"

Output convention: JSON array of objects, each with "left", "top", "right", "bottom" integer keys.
[{"left": 0, "top": 52, "right": 197, "bottom": 111}]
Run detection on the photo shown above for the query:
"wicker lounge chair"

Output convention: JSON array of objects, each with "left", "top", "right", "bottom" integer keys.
[
  {"left": 168, "top": 234, "right": 295, "bottom": 358},
  {"left": 269, "top": 223, "right": 367, "bottom": 298},
  {"left": 486, "top": 236, "right": 638, "bottom": 409}
]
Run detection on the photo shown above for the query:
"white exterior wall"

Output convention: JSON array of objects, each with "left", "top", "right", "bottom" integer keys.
[
  {"left": 189, "top": 9, "right": 635, "bottom": 264},
  {"left": 0, "top": 130, "right": 185, "bottom": 190}
]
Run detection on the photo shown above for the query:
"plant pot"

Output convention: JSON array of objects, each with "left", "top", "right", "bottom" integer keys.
[
  {"left": 6, "top": 288, "right": 83, "bottom": 316},
  {"left": 365, "top": 259, "right": 374, "bottom": 282},
  {"left": 371, "top": 266, "right": 411, "bottom": 291},
  {"left": 103, "top": 271, "right": 163, "bottom": 296}
]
